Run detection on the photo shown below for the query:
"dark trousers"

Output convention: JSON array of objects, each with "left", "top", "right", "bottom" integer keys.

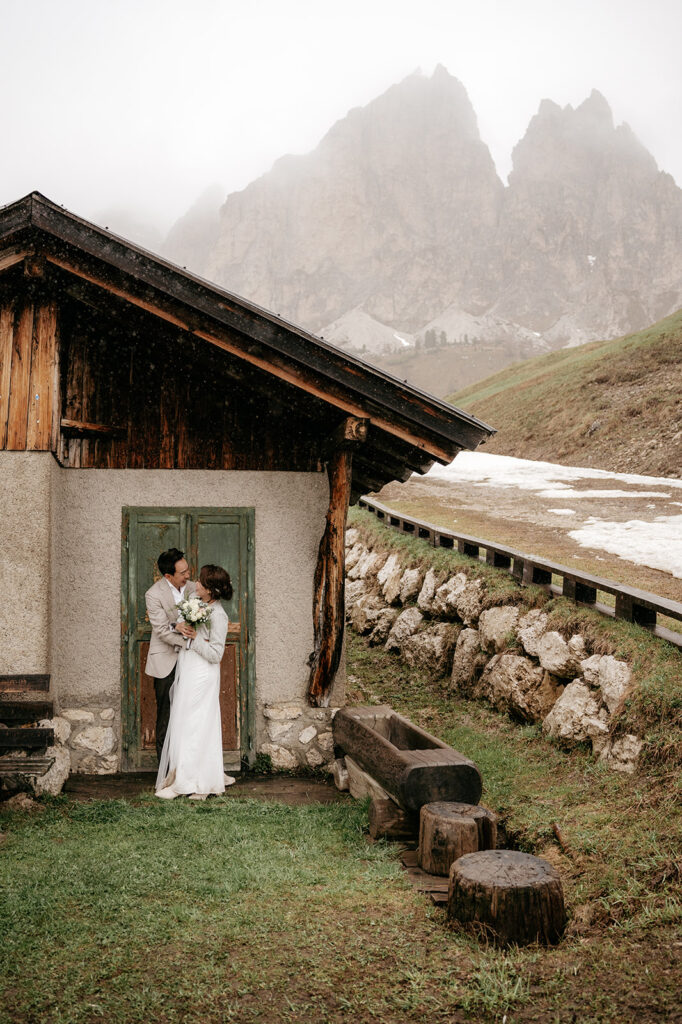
[{"left": 154, "top": 665, "right": 177, "bottom": 762}]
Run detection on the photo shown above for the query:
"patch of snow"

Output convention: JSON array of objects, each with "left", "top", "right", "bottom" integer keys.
[
  {"left": 539, "top": 489, "right": 670, "bottom": 500},
  {"left": 427, "top": 452, "right": 682, "bottom": 492},
  {"left": 587, "top": 255, "right": 597, "bottom": 269},
  {"left": 569, "top": 516, "right": 682, "bottom": 578},
  {"left": 393, "top": 333, "right": 410, "bottom": 348},
  {"left": 548, "top": 508, "right": 577, "bottom": 516}
]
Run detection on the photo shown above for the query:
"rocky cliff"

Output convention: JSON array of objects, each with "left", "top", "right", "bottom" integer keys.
[{"left": 164, "top": 68, "right": 682, "bottom": 392}]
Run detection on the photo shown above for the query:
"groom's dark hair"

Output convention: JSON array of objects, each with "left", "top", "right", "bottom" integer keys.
[{"left": 158, "top": 548, "right": 185, "bottom": 577}]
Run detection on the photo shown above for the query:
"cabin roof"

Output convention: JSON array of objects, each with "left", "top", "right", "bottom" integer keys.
[{"left": 0, "top": 192, "right": 495, "bottom": 493}]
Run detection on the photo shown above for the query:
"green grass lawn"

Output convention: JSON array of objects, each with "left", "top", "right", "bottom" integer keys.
[{"left": 2, "top": 631, "right": 681, "bottom": 1022}]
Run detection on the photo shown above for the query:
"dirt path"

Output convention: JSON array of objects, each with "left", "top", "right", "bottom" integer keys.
[{"left": 377, "top": 455, "right": 682, "bottom": 603}]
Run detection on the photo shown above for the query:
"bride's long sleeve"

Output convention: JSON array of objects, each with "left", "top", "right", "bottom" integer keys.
[{"left": 190, "top": 608, "right": 228, "bottom": 664}]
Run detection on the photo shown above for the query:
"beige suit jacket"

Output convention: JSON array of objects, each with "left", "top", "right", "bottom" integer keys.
[{"left": 144, "top": 578, "right": 197, "bottom": 679}]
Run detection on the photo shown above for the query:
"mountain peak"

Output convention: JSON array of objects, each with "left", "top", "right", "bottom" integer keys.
[{"left": 576, "top": 89, "right": 614, "bottom": 130}]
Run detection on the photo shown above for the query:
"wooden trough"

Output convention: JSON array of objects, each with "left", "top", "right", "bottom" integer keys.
[{"left": 332, "top": 705, "right": 482, "bottom": 812}]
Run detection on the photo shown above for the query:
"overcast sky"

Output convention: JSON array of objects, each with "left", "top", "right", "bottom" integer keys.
[{"left": 1, "top": 0, "right": 680, "bottom": 238}]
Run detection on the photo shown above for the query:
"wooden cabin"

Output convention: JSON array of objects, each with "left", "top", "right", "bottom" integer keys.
[{"left": 0, "top": 192, "right": 494, "bottom": 778}]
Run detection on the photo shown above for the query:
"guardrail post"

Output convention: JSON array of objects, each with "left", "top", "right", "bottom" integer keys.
[
  {"left": 486, "top": 549, "right": 512, "bottom": 569},
  {"left": 615, "top": 593, "right": 657, "bottom": 627},
  {"left": 458, "top": 539, "right": 479, "bottom": 558},
  {"left": 562, "top": 579, "right": 597, "bottom": 605},
  {"left": 522, "top": 561, "right": 552, "bottom": 587}
]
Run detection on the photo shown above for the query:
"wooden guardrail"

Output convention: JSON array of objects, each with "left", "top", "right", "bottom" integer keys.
[{"left": 357, "top": 496, "right": 682, "bottom": 650}]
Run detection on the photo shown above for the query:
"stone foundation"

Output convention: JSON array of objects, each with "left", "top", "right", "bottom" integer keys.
[
  {"left": 261, "top": 703, "right": 338, "bottom": 770},
  {"left": 42, "top": 707, "right": 120, "bottom": 775}
]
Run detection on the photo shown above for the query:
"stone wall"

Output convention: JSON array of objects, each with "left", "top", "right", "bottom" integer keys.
[{"left": 345, "top": 528, "right": 643, "bottom": 774}]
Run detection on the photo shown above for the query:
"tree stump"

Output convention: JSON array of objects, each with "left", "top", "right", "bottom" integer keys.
[
  {"left": 448, "top": 850, "right": 566, "bottom": 946},
  {"left": 418, "top": 801, "right": 497, "bottom": 875},
  {"left": 369, "top": 798, "right": 419, "bottom": 840}
]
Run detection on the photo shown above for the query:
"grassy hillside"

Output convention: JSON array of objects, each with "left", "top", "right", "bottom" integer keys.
[{"left": 447, "top": 310, "right": 682, "bottom": 477}]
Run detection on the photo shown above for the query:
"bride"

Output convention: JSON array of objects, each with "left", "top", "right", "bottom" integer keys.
[{"left": 155, "top": 564, "right": 233, "bottom": 800}]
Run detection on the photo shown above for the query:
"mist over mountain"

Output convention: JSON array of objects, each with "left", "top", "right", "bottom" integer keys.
[{"left": 163, "top": 67, "right": 682, "bottom": 395}]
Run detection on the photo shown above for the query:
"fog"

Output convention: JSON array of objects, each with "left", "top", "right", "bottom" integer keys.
[{"left": 1, "top": 0, "right": 680, "bottom": 239}]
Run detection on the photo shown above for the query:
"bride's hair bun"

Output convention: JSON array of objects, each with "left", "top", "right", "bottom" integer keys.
[{"left": 199, "top": 564, "right": 233, "bottom": 602}]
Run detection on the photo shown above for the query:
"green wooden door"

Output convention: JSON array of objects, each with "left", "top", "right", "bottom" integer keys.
[{"left": 121, "top": 507, "right": 255, "bottom": 771}]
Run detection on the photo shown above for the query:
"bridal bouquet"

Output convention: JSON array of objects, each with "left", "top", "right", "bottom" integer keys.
[{"left": 176, "top": 595, "right": 212, "bottom": 630}]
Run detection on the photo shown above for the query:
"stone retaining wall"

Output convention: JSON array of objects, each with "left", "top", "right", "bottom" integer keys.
[{"left": 345, "top": 528, "right": 643, "bottom": 774}]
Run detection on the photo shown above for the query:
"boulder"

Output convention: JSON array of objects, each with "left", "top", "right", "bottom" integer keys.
[
  {"left": 33, "top": 746, "right": 71, "bottom": 797},
  {"left": 599, "top": 734, "right": 643, "bottom": 774},
  {"left": 481, "top": 655, "right": 561, "bottom": 721},
  {"left": 399, "top": 568, "right": 423, "bottom": 605},
  {"left": 432, "top": 574, "right": 468, "bottom": 619},
  {"left": 455, "top": 578, "right": 486, "bottom": 626},
  {"left": 403, "top": 623, "right": 460, "bottom": 676},
  {"left": 260, "top": 743, "right": 298, "bottom": 771},
  {"left": 580, "top": 654, "right": 603, "bottom": 687},
  {"left": 450, "top": 628, "right": 488, "bottom": 694},
  {"left": 417, "top": 568, "right": 444, "bottom": 614},
  {"left": 263, "top": 703, "right": 303, "bottom": 721},
  {"left": 478, "top": 606, "right": 520, "bottom": 653},
  {"left": 350, "top": 595, "right": 386, "bottom": 635},
  {"left": 517, "top": 610, "right": 549, "bottom": 657},
  {"left": 597, "top": 656, "right": 632, "bottom": 713},
  {"left": 368, "top": 608, "right": 400, "bottom": 646},
  {"left": 345, "top": 542, "right": 366, "bottom": 571},
  {"left": 347, "top": 548, "right": 383, "bottom": 581},
  {"left": 74, "top": 754, "right": 118, "bottom": 774},
  {"left": 378, "top": 553, "right": 403, "bottom": 605},
  {"left": 536, "top": 632, "right": 583, "bottom": 678},
  {"left": 385, "top": 607, "right": 424, "bottom": 652},
  {"left": 542, "top": 681, "right": 602, "bottom": 744},
  {"left": 71, "top": 727, "right": 116, "bottom": 756},
  {"left": 345, "top": 528, "right": 360, "bottom": 547},
  {"left": 38, "top": 716, "right": 71, "bottom": 745},
  {"left": 345, "top": 578, "right": 367, "bottom": 611}
]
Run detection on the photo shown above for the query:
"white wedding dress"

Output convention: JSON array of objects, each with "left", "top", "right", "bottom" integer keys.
[{"left": 155, "top": 602, "right": 228, "bottom": 797}]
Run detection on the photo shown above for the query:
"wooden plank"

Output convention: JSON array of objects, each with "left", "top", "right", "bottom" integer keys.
[
  {"left": 0, "top": 700, "right": 53, "bottom": 724},
  {"left": 0, "top": 674, "right": 50, "bottom": 692},
  {"left": 5, "top": 301, "right": 34, "bottom": 449},
  {"left": 0, "top": 727, "right": 53, "bottom": 750},
  {"left": 0, "top": 299, "right": 14, "bottom": 448},
  {"left": 0, "top": 755, "right": 55, "bottom": 777},
  {"left": 26, "top": 302, "right": 49, "bottom": 448}
]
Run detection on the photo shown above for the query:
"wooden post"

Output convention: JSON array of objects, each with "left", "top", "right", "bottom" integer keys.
[
  {"left": 307, "top": 417, "right": 367, "bottom": 707},
  {"left": 448, "top": 850, "right": 566, "bottom": 946},
  {"left": 418, "top": 802, "right": 497, "bottom": 876}
]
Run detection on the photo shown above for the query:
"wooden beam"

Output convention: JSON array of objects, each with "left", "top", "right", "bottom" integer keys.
[
  {"left": 307, "top": 447, "right": 352, "bottom": 707},
  {"left": 322, "top": 415, "right": 368, "bottom": 459},
  {"left": 60, "top": 417, "right": 126, "bottom": 436},
  {"left": 0, "top": 247, "right": 29, "bottom": 274}
]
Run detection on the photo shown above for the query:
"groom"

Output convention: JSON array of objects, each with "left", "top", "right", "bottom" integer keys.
[{"left": 145, "top": 548, "right": 195, "bottom": 761}]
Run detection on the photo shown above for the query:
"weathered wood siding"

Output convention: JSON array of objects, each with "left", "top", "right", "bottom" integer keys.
[
  {"left": 0, "top": 283, "right": 332, "bottom": 471},
  {"left": 0, "top": 293, "right": 59, "bottom": 452}
]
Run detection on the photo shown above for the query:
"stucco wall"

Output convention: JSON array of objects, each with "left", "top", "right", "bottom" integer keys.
[
  {"left": 0, "top": 452, "right": 53, "bottom": 674},
  {"left": 49, "top": 467, "right": 337, "bottom": 751}
]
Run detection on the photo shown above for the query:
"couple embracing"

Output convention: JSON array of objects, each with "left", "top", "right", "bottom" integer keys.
[{"left": 144, "top": 548, "right": 235, "bottom": 801}]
